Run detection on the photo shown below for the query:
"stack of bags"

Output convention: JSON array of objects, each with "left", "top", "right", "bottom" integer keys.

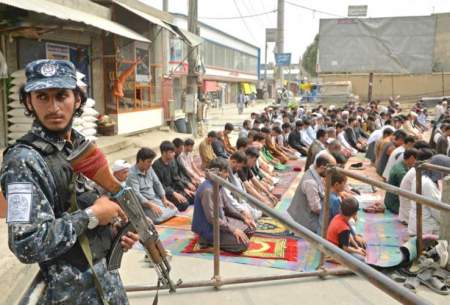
[
  {"left": 73, "top": 72, "right": 99, "bottom": 141},
  {"left": 7, "top": 69, "right": 32, "bottom": 144}
]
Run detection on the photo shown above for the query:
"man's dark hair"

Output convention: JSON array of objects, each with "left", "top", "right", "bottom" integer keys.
[
  {"left": 236, "top": 137, "right": 248, "bottom": 149},
  {"left": 335, "top": 122, "right": 346, "bottom": 129},
  {"left": 172, "top": 138, "right": 184, "bottom": 148},
  {"left": 245, "top": 147, "right": 260, "bottom": 159},
  {"left": 341, "top": 196, "right": 359, "bottom": 217},
  {"left": 230, "top": 151, "right": 247, "bottom": 164},
  {"left": 331, "top": 151, "right": 348, "bottom": 166},
  {"left": 208, "top": 157, "right": 229, "bottom": 171},
  {"left": 316, "top": 129, "right": 326, "bottom": 140},
  {"left": 403, "top": 148, "right": 419, "bottom": 160},
  {"left": 315, "top": 155, "right": 331, "bottom": 168},
  {"left": 348, "top": 117, "right": 356, "bottom": 124},
  {"left": 272, "top": 126, "right": 282, "bottom": 134},
  {"left": 383, "top": 128, "right": 394, "bottom": 137},
  {"left": 253, "top": 133, "right": 265, "bottom": 141},
  {"left": 136, "top": 147, "right": 156, "bottom": 162},
  {"left": 20, "top": 85, "right": 87, "bottom": 117},
  {"left": 207, "top": 131, "right": 217, "bottom": 138},
  {"left": 224, "top": 123, "right": 234, "bottom": 131},
  {"left": 405, "top": 136, "right": 416, "bottom": 145},
  {"left": 393, "top": 129, "right": 407, "bottom": 140},
  {"left": 417, "top": 148, "right": 434, "bottom": 161},
  {"left": 282, "top": 122, "right": 291, "bottom": 130},
  {"left": 184, "top": 138, "right": 195, "bottom": 146},
  {"left": 260, "top": 127, "right": 270, "bottom": 134},
  {"left": 295, "top": 120, "right": 304, "bottom": 127},
  {"left": 331, "top": 169, "right": 347, "bottom": 186},
  {"left": 160, "top": 140, "right": 175, "bottom": 153},
  {"left": 414, "top": 140, "right": 431, "bottom": 150},
  {"left": 243, "top": 120, "right": 251, "bottom": 128}
]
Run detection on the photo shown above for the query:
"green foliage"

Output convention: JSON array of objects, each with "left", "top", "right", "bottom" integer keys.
[{"left": 302, "top": 34, "right": 319, "bottom": 77}]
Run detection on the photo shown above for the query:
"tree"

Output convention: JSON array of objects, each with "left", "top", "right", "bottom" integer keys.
[{"left": 302, "top": 34, "right": 319, "bottom": 77}]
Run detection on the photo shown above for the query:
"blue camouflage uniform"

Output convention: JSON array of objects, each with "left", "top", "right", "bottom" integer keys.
[{"left": 1, "top": 59, "right": 129, "bottom": 305}]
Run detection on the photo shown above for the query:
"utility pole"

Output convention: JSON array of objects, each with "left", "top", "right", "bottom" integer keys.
[
  {"left": 276, "top": 0, "right": 284, "bottom": 89},
  {"left": 368, "top": 72, "right": 374, "bottom": 102},
  {"left": 162, "top": 0, "right": 168, "bottom": 75},
  {"left": 187, "top": 0, "right": 199, "bottom": 137}
]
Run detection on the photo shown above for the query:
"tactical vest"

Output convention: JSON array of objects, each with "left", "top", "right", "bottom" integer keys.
[{"left": 7, "top": 132, "right": 111, "bottom": 272}]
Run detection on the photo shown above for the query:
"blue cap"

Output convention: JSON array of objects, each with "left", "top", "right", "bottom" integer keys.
[{"left": 24, "top": 59, "right": 77, "bottom": 93}]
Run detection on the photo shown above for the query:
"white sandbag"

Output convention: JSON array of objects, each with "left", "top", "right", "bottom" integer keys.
[
  {"left": 8, "top": 101, "right": 24, "bottom": 109},
  {"left": 9, "top": 93, "right": 20, "bottom": 101},
  {"left": 8, "top": 108, "right": 26, "bottom": 116},
  {"left": 9, "top": 123, "right": 31, "bottom": 132},
  {"left": 8, "top": 116, "right": 33, "bottom": 124},
  {"left": 9, "top": 85, "right": 21, "bottom": 94},
  {"left": 8, "top": 132, "right": 26, "bottom": 140},
  {"left": 82, "top": 115, "right": 97, "bottom": 122},
  {"left": 82, "top": 122, "right": 97, "bottom": 129},
  {"left": 11, "top": 78, "right": 25, "bottom": 86},
  {"left": 81, "top": 128, "right": 96, "bottom": 136},
  {"left": 85, "top": 135, "right": 98, "bottom": 142},
  {"left": 85, "top": 98, "right": 95, "bottom": 108},
  {"left": 82, "top": 107, "right": 99, "bottom": 116},
  {"left": 11, "top": 70, "right": 25, "bottom": 78},
  {"left": 73, "top": 125, "right": 83, "bottom": 132}
]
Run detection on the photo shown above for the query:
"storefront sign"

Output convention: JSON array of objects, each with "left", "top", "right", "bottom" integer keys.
[
  {"left": 348, "top": 5, "right": 367, "bottom": 17},
  {"left": 265, "top": 28, "right": 277, "bottom": 42},
  {"left": 46, "top": 43, "right": 70, "bottom": 60}
]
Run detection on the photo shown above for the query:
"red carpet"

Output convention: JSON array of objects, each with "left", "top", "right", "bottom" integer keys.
[{"left": 182, "top": 234, "right": 298, "bottom": 261}]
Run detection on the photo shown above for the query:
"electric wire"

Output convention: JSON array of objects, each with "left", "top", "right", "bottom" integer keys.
[
  {"left": 199, "top": 8, "right": 277, "bottom": 20},
  {"left": 231, "top": 0, "right": 258, "bottom": 43},
  {"left": 285, "top": 0, "right": 345, "bottom": 18}
]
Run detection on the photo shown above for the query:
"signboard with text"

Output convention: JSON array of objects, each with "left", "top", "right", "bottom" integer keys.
[
  {"left": 348, "top": 5, "right": 368, "bottom": 17},
  {"left": 265, "top": 28, "right": 277, "bottom": 42},
  {"left": 275, "top": 53, "right": 291, "bottom": 66}
]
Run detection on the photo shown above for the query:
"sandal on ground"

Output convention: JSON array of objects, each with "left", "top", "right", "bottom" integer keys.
[
  {"left": 391, "top": 272, "right": 407, "bottom": 283},
  {"left": 363, "top": 202, "right": 385, "bottom": 213},
  {"left": 403, "top": 277, "right": 420, "bottom": 293},
  {"left": 417, "top": 268, "right": 450, "bottom": 295}
]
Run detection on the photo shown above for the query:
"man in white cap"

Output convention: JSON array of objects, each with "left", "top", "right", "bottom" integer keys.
[{"left": 112, "top": 159, "right": 131, "bottom": 185}]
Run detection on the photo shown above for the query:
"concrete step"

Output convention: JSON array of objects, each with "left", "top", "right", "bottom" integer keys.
[
  {"left": 96, "top": 137, "right": 133, "bottom": 155},
  {"left": 105, "top": 144, "right": 140, "bottom": 165}
]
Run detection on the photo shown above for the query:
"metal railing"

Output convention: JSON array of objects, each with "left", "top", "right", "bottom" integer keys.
[{"left": 126, "top": 171, "right": 431, "bottom": 305}]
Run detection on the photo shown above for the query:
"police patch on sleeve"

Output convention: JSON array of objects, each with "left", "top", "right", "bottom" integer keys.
[{"left": 6, "top": 183, "right": 33, "bottom": 223}]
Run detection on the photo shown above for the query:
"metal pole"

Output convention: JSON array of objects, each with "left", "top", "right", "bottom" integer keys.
[
  {"left": 334, "top": 168, "right": 450, "bottom": 213},
  {"left": 368, "top": 72, "right": 374, "bottom": 103},
  {"left": 187, "top": 0, "right": 198, "bottom": 137},
  {"left": 420, "top": 162, "right": 450, "bottom": 175},
  {"left": 319, "top": 168, "right": 332, "bottom": 267},
  {"left": 161, "top": 0, "right": 169, "bottom": 76},
  {"left": 125, "top": 268, "right": 352, "bottom": 292},
  {"left": 264, "top": 40, "right": 268, "bottom": 94},
  {"left": 416, "top": 164, "right": 423, "bottom": 256},
  {"left": 276, "top": 0, "right": 284, "bottom": 87},
  {"left": 212, "top": 180, "right": 221, "bottom": 288},
  {"left": 207, "top": 173, "right": 430, "bottom": 305}
]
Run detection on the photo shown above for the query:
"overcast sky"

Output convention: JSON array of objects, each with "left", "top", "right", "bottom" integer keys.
[{"left": 140, "top": 0, "right": 450, "bottom": 64}]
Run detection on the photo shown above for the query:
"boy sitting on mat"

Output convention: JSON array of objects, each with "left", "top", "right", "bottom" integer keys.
[{"left": 326, "top": 196, "right": 367, "bottom": 261}]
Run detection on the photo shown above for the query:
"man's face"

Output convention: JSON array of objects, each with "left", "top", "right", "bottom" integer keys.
[
  {"left": 229, "top": 159, "right": 244, "bottom": 172},
  {"left": 320, "top": 134, "right": 329, "bottom": 144},
  {"left": 207, "top": 136, "right": 214, "bottom": 144},
  {"left": 27, "top": 88, "right": 80, "bottom": 134},
  {"left": 114, "top": 169, "right": 129, "bottom": 182},
  {"left": 394, "top": 138, "right": 405, "bottom": 147},
  {"left": 163, "top": 150, "right": 175, "bottom": 161},
  {"left": 246, "top": 157, "right": 257, "bottom": 167},
  {"left": 334, "top": 179, "right": 347, "bottom": 193},
  {"left": 218, "top": 168, "right": 229, "bottom": 179},
  {"left": 174, "top": 146, "right": 184, "bottom": 155},
  {"left": 404, "top": 156, "right": 416, "bottom": 168},
  {"left": 185, "top": 145, "right": 193, "bottom": 153},
  {"left": 138, "top": 158, "right": 153, "bottom": 172}
]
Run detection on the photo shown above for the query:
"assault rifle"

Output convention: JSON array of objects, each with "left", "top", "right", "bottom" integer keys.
[{"left": 68, "top": 140, "right": 177, "bottom": 292}]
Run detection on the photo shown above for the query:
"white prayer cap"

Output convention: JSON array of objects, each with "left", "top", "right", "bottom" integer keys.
[
  {"left": 409, "top": 111, "right": 418, "bottom": 117},
  {"left": 112, "top": 159, "right": 131, "bottom": 172}
]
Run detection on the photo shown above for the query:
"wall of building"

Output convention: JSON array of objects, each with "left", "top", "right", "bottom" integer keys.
[
  {"left": 433, "top": 13, "right": 450, "bottom": 72},
  {"left": 319, "top": 73, "right": 450, "bottom": 103},
  {"left": 111, "top": 108, "right": 163, "bottom": 134}
]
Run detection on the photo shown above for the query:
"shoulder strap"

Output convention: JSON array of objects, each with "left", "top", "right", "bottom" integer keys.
[{"left": 14, "top": 133, "right": 56, "bottom": 156}]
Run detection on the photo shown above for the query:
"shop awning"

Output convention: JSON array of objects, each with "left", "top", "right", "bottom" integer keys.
[
  {"left": 165, "top": 24, "right": 203, "bottom": 47},
  {"left": 0, "top": 0, "right": 151, "bottom": 43},
  {"left": 112, "top": 0, "right": 177, "bottom": 35}
]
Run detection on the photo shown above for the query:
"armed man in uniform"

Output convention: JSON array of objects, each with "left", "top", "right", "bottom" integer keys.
[{"left": 1, "top": 59, "right": 139, "bottom": 305}]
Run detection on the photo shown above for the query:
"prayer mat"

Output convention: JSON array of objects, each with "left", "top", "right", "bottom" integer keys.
[
  {"left": 157, "top": 216, "right": 192, "bottom": 230},
  {"left": 255, "top": 217, "right": 293, "bottom": 237},
  {"left": 144, "top": 228, "right": 334, "bottom": 271},
  {"left": 182, "top": 234, "right": 298, "bottom": 261},
  {"left": 272, "top": 171, "right": 299, "bottom": 200}
]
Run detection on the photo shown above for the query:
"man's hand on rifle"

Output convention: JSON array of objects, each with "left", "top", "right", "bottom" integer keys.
[
  {"left": 187, "top": 182, "right": 196, "bottom": 191},
  {"left": 91, "top": 196, "right": 128, "bottom": 225},
  {"left": 173, "top": 192, "right": 187, "bottom": 203},
  {"left": 184, "top": 188, "right": 195, "bottom": 197},
  {"left": 121, "top": 232, "right": 139, "bottom": 252}
]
